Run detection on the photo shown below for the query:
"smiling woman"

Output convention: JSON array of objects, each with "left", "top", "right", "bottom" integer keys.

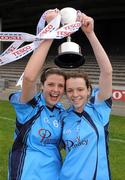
[
  {"left": 59, "top": 12, "right": 113, "bottom": 180},
  {"left": 7, "top": 11, "right": 66, "bottom": 180}
]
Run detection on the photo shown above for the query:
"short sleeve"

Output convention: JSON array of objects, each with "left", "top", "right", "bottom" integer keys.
[
  {"left": 9, "top": 91, "right": 41, "bottom": 124},
  {"left": 89, "top": 88, "right": 112, "bottom": 125}
]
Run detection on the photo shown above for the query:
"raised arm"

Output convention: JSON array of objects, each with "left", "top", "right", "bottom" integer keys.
[
  {"left": 80, "top": 13, "right": 112, "bottom": 101},
  {"left": 20, "top": 11, "right": 58, "bottom": 103}
]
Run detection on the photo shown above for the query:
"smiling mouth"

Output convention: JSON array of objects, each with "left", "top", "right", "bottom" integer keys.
[
  {"left": 50, "top": 94, "right": 60, "bottom": 100},
  {"left": 72, "top": 97, "right": 81, "bottom": 102}
]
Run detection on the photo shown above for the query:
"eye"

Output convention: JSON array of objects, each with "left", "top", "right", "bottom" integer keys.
[
  {"left": 66, "top": 89, "right": 73, "bottom": 93},
  {"left": 48, "top": 83, "right": 54, "bottom": 87},
  {"left": 78, "top": 88, "right": 84, "bottom": 91},
  {"left": 58, "top": 84, "right": 64, "bottom": 88}
]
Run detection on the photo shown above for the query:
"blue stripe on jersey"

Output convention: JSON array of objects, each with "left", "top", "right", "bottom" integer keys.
[
  {"left": 89, "top": 96, "right": 95, "bottom": 104},
  {"left": 9, "top": 106, "right": 44, "bottom": 180},
  {"left": 82, "top": 111, "right": 99, "bottom": 180},
  {"left": 28, "top": 93, "right": 41, "bottom": 108},
  {"left": 104, "top": 123, "right": 112, "bottom": 180},
  {"left": 105, "top": 98, "right": 112, "bottom": 108}
]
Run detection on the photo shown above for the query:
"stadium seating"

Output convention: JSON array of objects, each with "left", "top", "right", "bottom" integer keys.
[
  {"left": 0, "top": 55, "right": 125, "bottom": 89},
  {"left": 0, "top": 55, "right": 125, "bottom": 115}
]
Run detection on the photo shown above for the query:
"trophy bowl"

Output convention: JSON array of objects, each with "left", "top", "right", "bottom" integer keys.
[{"left": 55, "top": 41, "right": 85, "bottom": 68}]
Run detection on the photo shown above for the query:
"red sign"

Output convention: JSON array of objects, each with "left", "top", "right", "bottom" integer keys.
[{"left": 112, "top": 89, "right": 125, "bottom": 101}]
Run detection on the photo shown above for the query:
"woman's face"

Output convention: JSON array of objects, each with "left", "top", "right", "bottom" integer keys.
[
  {"left": 66, "top": 77, "right": 90, "bottom": 113},
  {"left": 42, "top": 74, "right": 65, "bottom": 108}
]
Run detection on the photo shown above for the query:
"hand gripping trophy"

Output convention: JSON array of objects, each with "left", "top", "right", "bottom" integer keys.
[{"left": 55, "top": 7, "right": 85, "bottom": 68}]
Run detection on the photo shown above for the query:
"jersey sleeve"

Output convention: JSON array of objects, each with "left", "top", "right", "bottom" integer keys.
[
  {"left": 9, "top": 91, "right": 41, "bottom": 124},
  {"left": 89, "top": 88, "right": 112, "bottom": 125}
]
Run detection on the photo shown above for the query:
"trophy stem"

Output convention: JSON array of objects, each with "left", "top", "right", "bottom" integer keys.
[{"left": 67, "top": 36, "right": 71, "bottom": 42}]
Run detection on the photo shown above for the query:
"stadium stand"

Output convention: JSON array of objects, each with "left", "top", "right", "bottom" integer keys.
[
  {"left": 0, "top": 55, "right": 125, "bottom": 90},
  {"left": 0, "top": 0, "right": 125, "bottom": 116},
  {"left": 0, "top": 55, "right": 125, "bottom": 116}
]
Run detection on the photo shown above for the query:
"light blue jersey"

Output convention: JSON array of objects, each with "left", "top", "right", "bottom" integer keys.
[
  {"left": 60, "top": 88, "right": 112, "bottom": 180},
  {"left": 8, "top": 92, "right": 65, "bottom": 180}
]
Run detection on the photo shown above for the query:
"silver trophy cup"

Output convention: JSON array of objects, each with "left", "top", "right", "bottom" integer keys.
[{"left": 55, "top": 7, "right": 85, "bottom": 68}]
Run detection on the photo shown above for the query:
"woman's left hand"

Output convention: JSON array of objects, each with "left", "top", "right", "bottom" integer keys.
[{"left": 79, "top": 13, "right": 94, "bottom": 34}]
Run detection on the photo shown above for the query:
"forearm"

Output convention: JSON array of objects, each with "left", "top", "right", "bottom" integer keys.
[
  {"left": 80, "top": 13, "right": 112, "bottom": 100},
  {"left": 23, "top": 39, "right": 53, "bottom": 82},
  {"left": 86, "top": 32, "right": 112, "bottom": 100},
  {"left": 21, "top": 39, "right": 53, "bottom": 103}
]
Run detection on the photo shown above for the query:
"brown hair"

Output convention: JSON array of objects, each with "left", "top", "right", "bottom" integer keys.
[
  {"left": 40, "top": 67, "right": 66, "bottom": 84},
  {"left": 66, "top": 70, "right": 92, "bottom": 93}
]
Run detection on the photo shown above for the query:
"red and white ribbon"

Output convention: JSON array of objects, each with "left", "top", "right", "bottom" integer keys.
[{"left": 0, "top": 9, "right": 81, "bottom": 86}]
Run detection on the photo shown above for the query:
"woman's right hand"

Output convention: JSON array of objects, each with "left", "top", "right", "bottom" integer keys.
[{"left": 45, "top": 9, "right": 59, "bottom": 24}]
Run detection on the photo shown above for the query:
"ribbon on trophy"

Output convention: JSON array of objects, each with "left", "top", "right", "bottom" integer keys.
[{"left": 0, "top": 8, "right": 82, "bottom": 86}]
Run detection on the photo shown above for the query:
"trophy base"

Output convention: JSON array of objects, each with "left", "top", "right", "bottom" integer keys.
[{"left": 55, "top": 52, "right": 85, "bottom": 68}]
